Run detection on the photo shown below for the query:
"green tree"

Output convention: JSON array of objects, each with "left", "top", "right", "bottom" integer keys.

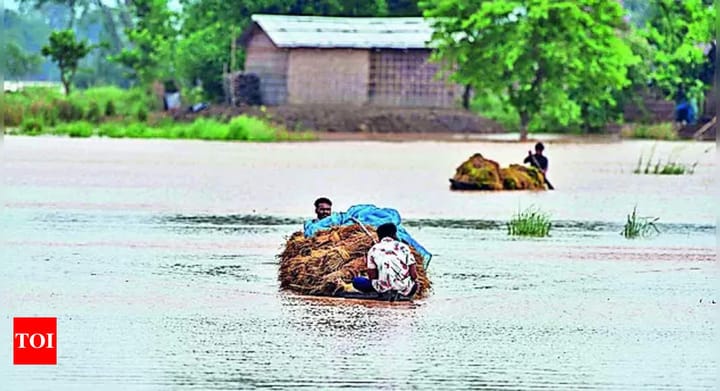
[
  {"left": 114, "top": 0, "right": 177, "bottom": 86},
  {"left": 41, "top": 29, "right": 92, "bottom": 95},
  {"left": 3, "top": 42, "right": 44, "bottom": 81},
  {"left": 640, "top": 0, "right": 713, "bottom": 104},
  {"left": 423, "top": 0, "right": 638, "bottom": 139},
  {"left": 387, "top": 0, "right": 421, "bottom": 16}
]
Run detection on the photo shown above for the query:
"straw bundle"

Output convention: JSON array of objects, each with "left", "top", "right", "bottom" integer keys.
[
  {"left": 278, "top": 224, "right": 431, "bottom": 298},
  {"left": 452, "top": 153, "right": 546, "bottom": 191}
]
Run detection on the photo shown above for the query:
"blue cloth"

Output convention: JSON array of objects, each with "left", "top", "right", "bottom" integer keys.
[
  {"left": 676, "top": 101, "right": 696, "bottom": 124},
  {"left": 352, "top": 277, "right": 375, "bottom": 293},
  {"left": 303, "top": 204, "right": 432, "bottom": 265}
]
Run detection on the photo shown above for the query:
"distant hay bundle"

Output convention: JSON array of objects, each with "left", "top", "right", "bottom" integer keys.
[
  {"left": 278, "top": 224, "right": 431, "bottom": 298},
  {"left": 451, "top": 153, "right": 546, "bottom": 191}
]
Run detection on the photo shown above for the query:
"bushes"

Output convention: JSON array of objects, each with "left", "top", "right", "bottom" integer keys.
[
  {"left": 20, "top": 118, "right": 44, "bottom": 135},
  {"left": 622, "top": 123, "right": 678, "bottom": 140},
  {"left": 98, "top": 122, "right": 125, "bottom": 138},
  {"left": 54, "top": 121, "right": 94, "bottom": 137},
  {"left": 55, "top": 99, "right": 85, "bottom": 122},
  {"left": 86, "top": 102, "right": 102, "bottom": 123},
  {"left": 105, "top": 100, "right": 116, "bottom": 117},
  {"left": 3, "top": 104, "right": 24, "bottom": 127}
]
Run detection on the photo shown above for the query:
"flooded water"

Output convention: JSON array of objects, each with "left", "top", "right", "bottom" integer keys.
[{"left": 1, "top": 136, "right": 718, "bottom": 390}]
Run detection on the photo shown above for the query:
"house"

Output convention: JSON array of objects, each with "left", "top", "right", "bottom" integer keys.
[{"left": 237, "top": 14, "right": 462, "bottom": 108}]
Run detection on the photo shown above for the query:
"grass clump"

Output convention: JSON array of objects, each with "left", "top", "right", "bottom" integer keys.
[
  {"left": 507, "top": 206, "right": 551, "bottom": 237},
  {"left": 622, "top": 123, "right": 678, "bottom": 140},
  {"left": 20, "top": 118, "right": 45, "bottom": 135},
  {"left": 54, "top": 121, "right": 94, "bottom": 137},
  {"left": 634, "top": 145, "right": 698, "bottom": 175},
  {"left": 622, "top": 206, "right": 659, "bottom": 239},
  {"left": 98, "top": 122, "right": 125, "bottom": 138}
]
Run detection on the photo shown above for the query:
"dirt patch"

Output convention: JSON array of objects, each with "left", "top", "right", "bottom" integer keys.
[
  {"left": 173, "top": 104, "right": 505, "bottom": 134},
  {"left": 678, "top": 117, "right": 716, "bottom": 141}
]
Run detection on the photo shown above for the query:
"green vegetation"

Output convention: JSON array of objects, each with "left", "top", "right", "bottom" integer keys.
[
  {"left": 634, "top": 146, "right": 698, "bottom": 175},
  {"left": 9, "top": 115, "right": 316, "bottom": 142},
  {"left": 622, "top": 123, "right": 678, "bottom": 140},
  {"left": 41, "top": 30, "right": 93, "bottom": 95},
  {"left": 640, "top": 0, "right": 713, "bottom": 104},
  {"left": 622, "top": 206, "right": 660, "bottom": 239},
  {"left": 423, "top": 0, "right": 638, "bottom": 140},
  {"left": 507, "top": 206, "right": 552, "bottom": 237},
  {"left": 4, "top": 1, "right": 714, "bottom": 136},
  {"left": 3, "top": 42, "right": 43, "bottom": 81},
  {"left": 2, "top": 86, "right": 157, "bottom": 128}
]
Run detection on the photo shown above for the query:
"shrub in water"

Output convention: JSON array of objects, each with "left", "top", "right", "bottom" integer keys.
[
  {"left": 622, "top": 206, "right": 659, "bottom": 239},
  {"left": 634, "top": 147, "right": 696, "bottom": 175},
  {"left": 507, "top": 206, "right": 552, "bottom": 237}
]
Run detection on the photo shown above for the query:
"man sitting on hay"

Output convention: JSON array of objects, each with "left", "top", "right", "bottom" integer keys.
[
  {"left": 279, "top": 204, "right": 432, "bottom": 300},
  {"left": 336, "top": 222, "right": 419, "bottom": 298}
]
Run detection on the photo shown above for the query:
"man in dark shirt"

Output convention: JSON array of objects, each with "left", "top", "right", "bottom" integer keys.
[{"left": 524, "top": 142, "right": 548, "bottom": 174}]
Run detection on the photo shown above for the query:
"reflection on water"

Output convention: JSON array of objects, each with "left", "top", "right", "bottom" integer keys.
[{"left": 0, "top": 137, "right": 717, "bottom": 390}]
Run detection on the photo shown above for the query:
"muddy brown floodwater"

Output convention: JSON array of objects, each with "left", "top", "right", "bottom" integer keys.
[{"left": 1, "top": 136, "right": 717, "bottom": 390}]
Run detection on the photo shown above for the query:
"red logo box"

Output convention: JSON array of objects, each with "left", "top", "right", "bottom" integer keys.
[{"left": 13, "top": 317, "right": 57, "bottom": 365}]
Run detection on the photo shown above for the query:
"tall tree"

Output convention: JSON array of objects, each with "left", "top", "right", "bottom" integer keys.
[
  {"left": 41, "top": 29, "right": 92, "bottom": 95},
  {"left": 423, "top": 0, "right": 638, "bottom": 139},
  {"left": 3, "top": 42, "right": 44, "bottom": 81},
  {"left": 640, "top": 0, "right": 713, "bottom": 104},
  {"left": 114, "top": 0, "right": 177, "bottom": 86}
]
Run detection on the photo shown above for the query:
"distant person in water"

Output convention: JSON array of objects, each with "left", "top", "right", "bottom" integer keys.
[
  {"left": 304, "top": 197, "right": 332, "bottom": 232},
  {"left": 337, "top": 222, "right": 418, "bottom": 298},
  {"left": 524, "top": 142, "right": 549, "bottom": 175}
]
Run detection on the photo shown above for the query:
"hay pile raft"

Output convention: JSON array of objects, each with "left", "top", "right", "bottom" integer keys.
[
  {"left": 450, "top": 153, "right": 546, "bottom": 191},
  {"left": 278, "top": 224, "right": 432, "bottom": 299}
]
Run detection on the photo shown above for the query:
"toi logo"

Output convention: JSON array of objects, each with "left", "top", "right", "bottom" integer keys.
[{"left": 13, "top": 317, "right": 57, "bottom": 365}]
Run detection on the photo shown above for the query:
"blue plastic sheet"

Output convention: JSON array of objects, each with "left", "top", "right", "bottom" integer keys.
[{"left": 303, "top": 204, "right": 432, "bottom": 264}]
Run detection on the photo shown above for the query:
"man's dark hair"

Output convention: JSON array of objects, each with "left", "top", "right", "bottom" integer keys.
[
  {"left": 535, "top": 142, "right": 545, "bottom": 152},
  {"left": 314, "top": 197, "right": 332, "bottom": 207},
  {"left": 377, "top": 223, "right": 398, "bottom": 240}
]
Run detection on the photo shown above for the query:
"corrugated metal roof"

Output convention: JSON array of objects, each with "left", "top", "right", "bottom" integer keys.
[{"left": 250, "top": 14, "right": 433, "bottom": 49}]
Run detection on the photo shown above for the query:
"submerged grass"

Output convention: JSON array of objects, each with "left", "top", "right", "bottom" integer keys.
[
  {"left": 622, "top": 206, "right": 660, "bottom": 239},
  {"left": 634, "top": 145, "right": 698, "bottom": 175},
  {"left": 507, "top": 206, "right": 552, "bottom": 237}
]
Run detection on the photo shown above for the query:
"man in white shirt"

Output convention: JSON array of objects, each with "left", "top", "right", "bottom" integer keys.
[{"left": 344, "top": 223, "right": 418, "bottom": 297}]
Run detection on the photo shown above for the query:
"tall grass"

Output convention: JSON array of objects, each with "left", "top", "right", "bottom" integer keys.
[
  {"left": 2, "top": 86, "right": 156, "bottom": 128},
  {"left": 507, "top": 206, "right": 552, "bottom": 237},
  {"left": 622, "top": 123, "right": 678, "bottom": 140},
  {"left": 622, "top": 206, "right": 660, "bottom": 239},
  {"left": 634, "top": 146, "right": 698, "bottom": 175},
  {"left": 13, "top": 115, "right": 316, "bottom": 142}
]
